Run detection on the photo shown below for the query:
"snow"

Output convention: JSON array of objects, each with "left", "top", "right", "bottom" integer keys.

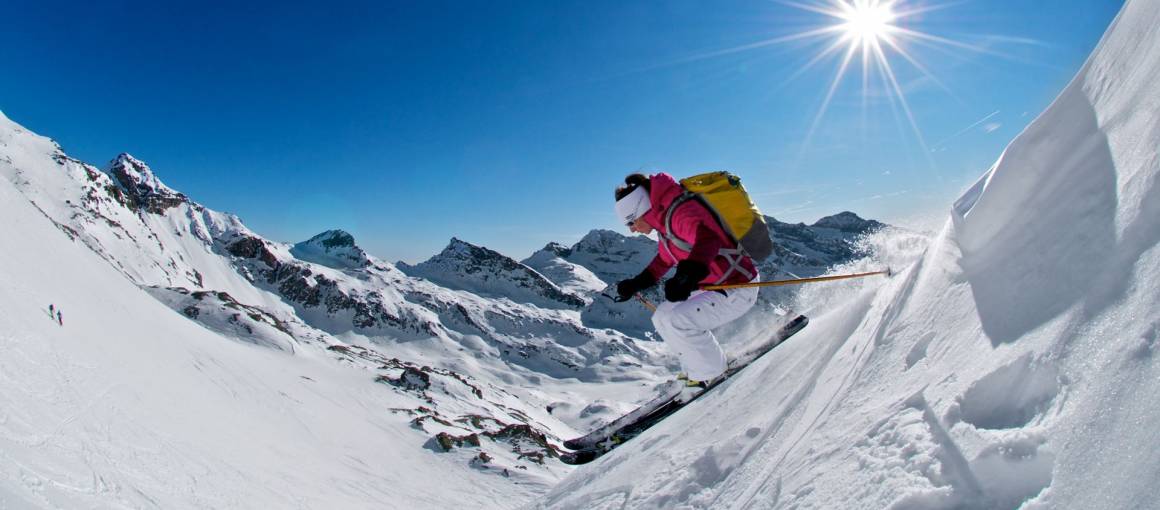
[
  {"left": 0, "top": 105, "right": 675, "bottom": 507},
  {"left": 521, "top": 244, "right": 606, "bottom": 301},
  {"left": 1, "top": 0, "right": 1157, "bottom": 507},
  {"left": 538, "top": 1, "right": 1160, "bottom": 508},
  {"left": 0, "top": 180, "right": 530, "bottom": 508}
]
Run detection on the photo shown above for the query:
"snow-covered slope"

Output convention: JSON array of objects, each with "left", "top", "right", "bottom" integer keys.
[
  {"left": 521, "top": 242, "right": 606, "bottom": 301},
  {"left": 562, "top": 229, "right": 660, "bottom": 285},
  {"left": 0, "top": 178, "right": 538, "bottom": 508},
  {"left": 538, "top": 1, "right": 1160, "bottom": 508},
  {"left": 0, "top": 102, "right": 901, "bottom": 506},
  {"left": 0, "top": 109, "right": 681, "bottom": 506}
]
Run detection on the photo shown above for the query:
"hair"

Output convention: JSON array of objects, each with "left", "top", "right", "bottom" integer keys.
[{"left": 615, "top": 173, "right": 650, "bottom": 201}]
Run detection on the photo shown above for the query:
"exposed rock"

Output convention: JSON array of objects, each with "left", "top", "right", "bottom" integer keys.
[
  {"left": 225, "top": 235, "right": 280, "bottom": 269},
  {"left": 435, "top": 432, "right": 482, "bottom": 451},
  {"left": 380, "top": 366, "right": 432, "bottom": 391},
  {"left": 145, "top": 287, "right": 297, "bottom": 352},
  {"left": 540, "top": 242, "right": 572, "bottom": 258},
  {"left": 103, "top": 153, "right": 187, "bottom": 214},
  {"left": 483, "top": 424, "right": 559, "bottom": 464}
]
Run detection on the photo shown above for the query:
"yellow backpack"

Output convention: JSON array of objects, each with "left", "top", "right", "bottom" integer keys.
[{"left": 662, "top": 171, "right": 774, "bottom": 265}]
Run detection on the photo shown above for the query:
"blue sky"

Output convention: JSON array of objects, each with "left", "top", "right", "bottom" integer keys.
[{"left": 1, "top": 0, "right": 1123, "bottom": 262}]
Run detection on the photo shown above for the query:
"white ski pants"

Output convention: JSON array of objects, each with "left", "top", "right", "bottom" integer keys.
[{"left": 652, "top": 286, "right": 759, "bottom": 381}]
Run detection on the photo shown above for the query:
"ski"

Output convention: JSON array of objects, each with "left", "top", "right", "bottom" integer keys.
[
  {"left": 560, "top": 314, "right": 809, "bottom": 465},
  {"left": 561, "top": 381, "right": 686, "bottom": 451}
]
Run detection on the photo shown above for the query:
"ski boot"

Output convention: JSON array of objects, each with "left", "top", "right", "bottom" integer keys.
[{"left": 676, "top": 372, "right": 706, "bottom": 388}]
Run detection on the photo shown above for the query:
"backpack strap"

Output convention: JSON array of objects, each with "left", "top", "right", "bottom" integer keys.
[{"left": 660, "top": 192, "right": 755, "bottom": 285}]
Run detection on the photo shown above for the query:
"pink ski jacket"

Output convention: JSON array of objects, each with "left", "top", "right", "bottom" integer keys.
[{"left": 641, "top": 173, "right": 758, "bottom": 286}]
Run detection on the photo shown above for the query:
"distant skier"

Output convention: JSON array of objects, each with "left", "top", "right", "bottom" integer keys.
[
  {"left": 612, "top": 172, "right": 759, "bottom": 386},
  {"left": 57, "top": 310, "right": 63, "bottom": 326},
  {"left": 49, "top": 303, "right": 55, "bottom": 317}
]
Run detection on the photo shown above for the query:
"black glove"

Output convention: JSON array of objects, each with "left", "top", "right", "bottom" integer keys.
[
  {"left": 664, "top": 260, "right": 709, "bottom": 302},
  {"left": 614, "top": 271, "right": 657, "bottom": 302}
]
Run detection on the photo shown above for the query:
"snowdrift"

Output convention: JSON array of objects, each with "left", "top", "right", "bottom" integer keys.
[{"left": 538, "top": 1, "right": 1160, "bottom": 508}]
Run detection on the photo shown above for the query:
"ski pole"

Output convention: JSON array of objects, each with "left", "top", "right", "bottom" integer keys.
[
  {"left": 600, "top": 291, "right": 657, "bottom": 312},
  {"left": 701, "top": 268, "right": 892, "bottom": 292},
  {"left": 635, "top": 293, "right": 657, "bottom": 312}
]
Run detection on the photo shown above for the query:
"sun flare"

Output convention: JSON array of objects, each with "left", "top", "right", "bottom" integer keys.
[
  {"left": 654, "top": 0, "right": 1000, "bottom": 162},
  {"left": 764, "top": 0, "right": 959, "bottom": 159},
  {"left": 838, "top": 1, "right": 897, "bottom": 44}
]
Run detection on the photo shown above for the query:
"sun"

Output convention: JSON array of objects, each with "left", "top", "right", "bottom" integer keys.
[
  {"left": 837, "top": 1, "right": 897, "bottom": 44},
  {"left": 762, "top": 0, "right": 956, "bottom": 159},
  {"left": 645, "top": 0, "right": 997, "bottom": 162}
]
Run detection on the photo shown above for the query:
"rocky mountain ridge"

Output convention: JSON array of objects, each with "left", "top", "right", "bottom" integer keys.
[{"left": 398, "top": 237, "right": 587, "bottom": 310}]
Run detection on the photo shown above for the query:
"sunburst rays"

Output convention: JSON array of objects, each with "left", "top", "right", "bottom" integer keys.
[
  {"left": 780, "top": 0, "right": 945, "bottom": 161},
  {"left": 605, "top": 1, "right": 1031, "bottom": 166}
]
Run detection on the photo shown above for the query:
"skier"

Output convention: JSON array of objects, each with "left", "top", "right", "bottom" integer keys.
[
  {"left": 613, "top": 172, "right": 760, "bottom": 386},
  {"left": 57, "top": 310, "right": 62, "bottom": 326},
  {"left": 49, "top": 303, "right": 55, "bottom": 317}
]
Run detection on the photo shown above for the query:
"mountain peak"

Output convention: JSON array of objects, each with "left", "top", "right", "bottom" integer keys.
[
  {"left": 309, "top": 229, "right": 357, "bottom": 248},
  {"left": 291, "top": 229, "right": 371, "bottom": 269},
  {"left": 400, "top": 237, "right": 586, "bottom": 309},
  {"left": 577, "top": 229, "right": 625, "bottom": 244},
  {"left": 540, "top": 242, "right": 572, "bottom": 258},
  {"left": 103, "top": 153, "right": 186, "bottom": 213},
  {"left": 106, "top": 153, "right": 173, "bottom": 194},
  {"left": 812, "top": 211, "right": 884, "bottom": 233},
  {"left": 438, "top": 238, "right": 514, "bottom": 266}
]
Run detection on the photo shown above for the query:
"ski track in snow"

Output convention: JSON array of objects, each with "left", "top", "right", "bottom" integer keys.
[{"left": 728, "top": 258, "right": 925, "bottom": 509}]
